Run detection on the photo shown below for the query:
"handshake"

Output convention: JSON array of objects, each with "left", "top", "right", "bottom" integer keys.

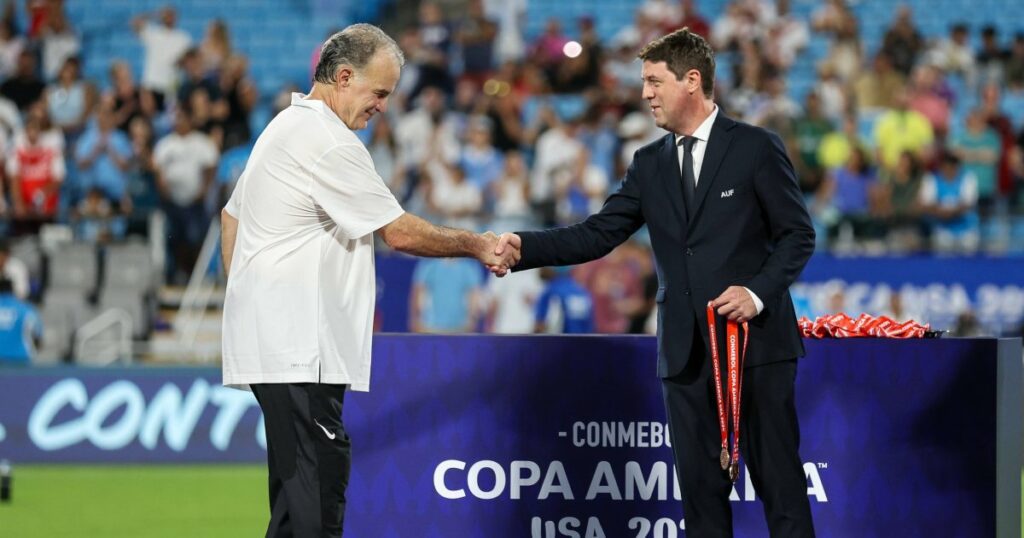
[{"left": 477, "top": 232, "right": 521, "bottom": 278}]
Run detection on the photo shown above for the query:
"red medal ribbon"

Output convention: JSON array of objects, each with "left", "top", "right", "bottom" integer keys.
[
  {"left": 706, "top": 302, "right": 748, "bottom": 482},
  {"left": 798, "top": 313, "right": 931, "bottom": 338}
]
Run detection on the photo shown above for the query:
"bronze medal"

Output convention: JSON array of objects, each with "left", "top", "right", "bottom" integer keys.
[
  {"left": 728, "top": 462, "right": 739, "bottom": 483},
  {"left": 720, "top": 448, "right": 730, "bottom": 470}
]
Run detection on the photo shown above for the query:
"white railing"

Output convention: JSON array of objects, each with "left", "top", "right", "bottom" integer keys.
[
  {"left": 175, "top": 219, "right": 222, "bottom": 361},
  {"left": 74, "top": 308, "right": 133, "bottom": 366}
]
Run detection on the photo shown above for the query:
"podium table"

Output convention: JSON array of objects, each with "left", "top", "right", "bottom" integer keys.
[{"left": 0, "top": 337, "right": 1020, "bottom": 537}]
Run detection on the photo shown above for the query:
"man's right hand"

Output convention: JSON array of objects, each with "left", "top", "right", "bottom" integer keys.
[
  {"left": 478, "top": 232, "right": 521, "bottom": 277},
  {"left": 488, "top": 232, "right": 522, "bottom": 277}
]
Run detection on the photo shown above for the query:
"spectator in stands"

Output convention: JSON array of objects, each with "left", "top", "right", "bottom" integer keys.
[
  {"left": 853, "top": 52, "right": 906, "bottom": 112},
  {"left": 819, "top": 145, "right": 881, "bottom": 242},
  {"left": 919, "top": 151, "right": 980, "bottom": 254},
  {"left": 131, "top": 5, "right": 191, "bottom": 109},
  {"left": 72, "top": 186, "right": 119, "bottom": 242},
  {"left": 667, "top": 0, "right": 710, "bottom": 38},
  {"left": 977, "top": 25, "right": 1009, "bottom": 85},
  {"left": 0, "top": 240, "right": 29, "bottom": 300},
  {"left": 711, "top": 1, "right": 760, "bottom": 53},
  {"left": 199, "top": 19, "right": 231, "bottom": 75},
  {"left": 74, "top": 101, "right": 133, "bottom": 221},
  {"left": 0, "top": 93, "right": 19, "bottom": 145},
  {"left": 873, "top": 89, "right": 935, "bottom": 172},
  {"left": 763, "top": 0, "right": 809, "bottom": 71},
  {"left": 881, "top": 5, "right": 924, "bottom": 76},
  {"left": 23, "top": 100, "right": 64, "bottom": 154},
  {"left": 490, "top": 150, "right": 531, "bottom": 230},
  {"left": 747, "top": 76, "right": 800, "bottom": 133},
  {"left": 0, "top": 50, "right": 44, "bottom": 111},
  {"left": 481, "top": 70, "right": 526, "bottom": 152},
  {"left": 812, "top": 0, "right": 861, "bottom": 82},
  {"left": 577, "top": 105, "right": 618, "bottom": 185},
  {"left": 483, "top": 267, "right": 542, "bottom": 333},
  {"left": 908, "top": 64, "right": 952, "bottom": 139},
  {"left": 485, "top": 0, "right": 526, "bottom": 65},
  {"left": 125, "top": 116, "right": 158, "bottom": 234},
  {"left": 1010, "top": 143, "right": 1024, "bottom": 214},
  {"left": 154, "top": 109, "right": 219, "bottom": 283},
  {"left": 0, "top": 278, "right": 41, "bottom": 364},
  {"left": 44, "top": 57, "right": 94, "bottom": 144},
  {"left": 1006, "top": 33, "right": 1024, "bottom": 89},
  {"left": 553, "top": 16, "right": 603, "bottom": 93},
  {"left": 406, "top": 1, "right": 455, "bottom": 100},
  {"left": 553, "top": 147, "right": 608, "bottom": 225},
  {"left": 410, "top": 258, "right": 483, "bottom": 333},
  {"left": 177, "top": 47, "right": 222, "bottom": 106},
  {"left": 531, "top": 18, "right": 570, "bottom": 85},
  {"left": 978, "top": 83, "right": 1018, "bottom": 198},
  {"left": 877, "top": 150, "right": 925, "bottom": 252},
  {"left": 528, "top": 107, "right": 583, "bottom": 226},
  {"left": 217, "top": 54, "right": 256, "bottom": 150},
  {"left": 812, "top": 62, "right": 847, "bottom": 125},
  {"left": 107, "top": 61, "right": 146, "bottom": 133},
  {"left": 572, "top": 244, "right": 644, "bottom": 335},
  {"left": 364, "top": 114, "right": 399, "bottom": 194},
  {"left": 726, "top": 38, "right": 772, "bottom": 118},
  {"left": 818, "top": 112, "right": 864, "bottom": 171},
  {"left": 460, "top": 115, "right": 503, "bottom": 194},
  {"left": 791, "top": 91, "right": 833, "bottom": 196},
  {"left": 425, "top": 160, "right": 483, "bottom": 231},
  {"left": 6, "top": 116, "right": 64, "bottom": 232},
  {"left": 187, "top": 87, "right": 225, "bottom": 149},
  {"left": 927, "top": 22, "right": 976, "bottom": 85},
  {"left": 951, "top": 109, "right": 1001, "bottom": 220},
  {"left": 0, "top": 18, "right": 24, "bottom": 80},
  {"left": 455, "top": 0, "right": 497, "bottom": 83},
  {"left": 641, "top": 0, "right": 681, "bottom": 25},
  {"left": 395, "top": 85, "right": 459, "bottom": 200},
  {"left": 534, "top": 266, "right": 594, "bottom": 333},
  {"left": 38, "top": 5, "right": 79, "bottom": 82}
]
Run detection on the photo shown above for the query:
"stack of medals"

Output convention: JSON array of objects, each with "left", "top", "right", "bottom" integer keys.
[{"left": 706, "top": 303, "right": 748, "bottom": 483}]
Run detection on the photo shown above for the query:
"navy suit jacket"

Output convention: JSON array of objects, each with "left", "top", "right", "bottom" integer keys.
[{"left": 515, "top": 113, "right": 815, "bottom": 377}]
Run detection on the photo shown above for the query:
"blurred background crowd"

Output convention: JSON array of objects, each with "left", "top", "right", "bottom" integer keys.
[{"left": 0, "top": 0, "right": 1022, "bottom": 365}]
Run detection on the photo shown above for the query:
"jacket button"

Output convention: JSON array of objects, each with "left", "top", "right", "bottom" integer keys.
[
  {"left": 683, "top": 289, "right": 691, "bottom": 295},
  {"left": 685, "top": 248, "right": 693, "bottom": 255}
]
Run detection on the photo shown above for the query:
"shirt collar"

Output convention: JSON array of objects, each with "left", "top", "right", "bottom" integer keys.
[
  {"left": 291, "top": 92, "right": 341, "bottom": 120},
  {"left": 675, "top": 104, "right": 719, "bottom": 146}
]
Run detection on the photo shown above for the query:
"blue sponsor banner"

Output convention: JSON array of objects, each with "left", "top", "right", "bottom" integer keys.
[
  {"left": 376, "top": 254, "right": 1024, "bottom": 333},
  {"left": 0, "top": 336, "right": 1017, "bottom": 536},
  {"left": 793, "top": 255, "right": 1024, "bottom": 334}
]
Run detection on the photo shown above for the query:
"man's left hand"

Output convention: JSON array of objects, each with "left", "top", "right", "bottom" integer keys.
[{"left": 712, "top": 286, "right": 757, "bottom": 323}]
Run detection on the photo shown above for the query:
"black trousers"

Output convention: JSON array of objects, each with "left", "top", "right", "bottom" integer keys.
[
  {"left": 662, "top": 328, "right": 815, "bottom": 538},
  {"left": 252, "top": 383, "right": 352, "bottom": 538}
]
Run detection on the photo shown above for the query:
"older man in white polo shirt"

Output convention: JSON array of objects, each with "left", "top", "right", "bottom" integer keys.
[{"left": 220, "top": 24, "right": 519, "bottom": 537}]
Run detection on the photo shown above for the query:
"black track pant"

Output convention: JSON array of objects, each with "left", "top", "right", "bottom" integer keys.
[{"left": 252, "top": 383, "right": 351, "bottom": 538}]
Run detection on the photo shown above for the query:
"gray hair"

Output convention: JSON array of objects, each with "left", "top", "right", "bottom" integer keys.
[{"left": 313, "top": 24, "right": 404, "bottom": 85}]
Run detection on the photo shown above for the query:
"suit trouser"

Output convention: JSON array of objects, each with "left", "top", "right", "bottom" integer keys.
[
  {"left": 662, "top": 328, "right": 815, "bottom": 538},
  {"left": 252, "top": 383, "right": 352, "bottom": 538}
]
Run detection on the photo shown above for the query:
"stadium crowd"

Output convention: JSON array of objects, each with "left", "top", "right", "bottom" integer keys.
[{"left": 1, "top": 0, "right": 1023, "bottom": 362}]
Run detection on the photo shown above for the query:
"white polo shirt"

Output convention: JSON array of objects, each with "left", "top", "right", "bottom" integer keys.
[{"left": 222, "top": 93, "right": 404, "bottom": 391}]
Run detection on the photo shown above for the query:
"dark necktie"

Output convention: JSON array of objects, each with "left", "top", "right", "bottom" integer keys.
[{"left": 680, "top": 136, "right": 697, "bottom": 215}]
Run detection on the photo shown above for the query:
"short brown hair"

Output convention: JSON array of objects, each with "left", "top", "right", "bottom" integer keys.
[{"left": 638, "top": 28, "right": 716, "bottom": 98}]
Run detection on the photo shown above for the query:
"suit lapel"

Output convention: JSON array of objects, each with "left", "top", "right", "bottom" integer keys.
[
  {"left": 690, "top": 114, "right": 736, "bottom": 223},
  {"left": 658, "top": 134, "right": 688, "bottom": 228}
]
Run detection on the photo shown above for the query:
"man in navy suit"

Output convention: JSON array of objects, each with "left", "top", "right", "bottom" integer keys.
[{"left": 494, "top": 29, "right": 816, "bottom": 537}]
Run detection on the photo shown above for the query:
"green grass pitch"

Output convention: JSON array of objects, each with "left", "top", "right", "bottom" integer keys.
[{"left": 0, "top": 465, "right": 267, "bottom": 537}]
